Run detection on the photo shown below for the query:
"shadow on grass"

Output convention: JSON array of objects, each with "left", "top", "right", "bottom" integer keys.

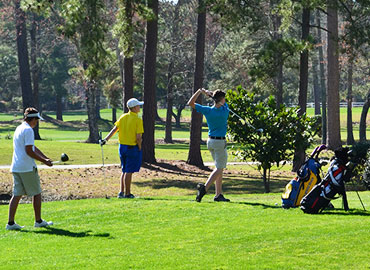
[
  {"left": 135, "top": 179, "right": 198, "bottom": 190},
  {"left": 319, "top": 209, "right": 370, "bottom": 216},
  {"left": 231, "top": 201, "right": 282, "bottom": 209},
  {"left": 21, "top": 227, "right": 113, "bottom": 238}
]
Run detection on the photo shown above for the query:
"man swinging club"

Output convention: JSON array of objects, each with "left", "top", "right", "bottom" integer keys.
[{"left": 188, "top": 88, "right": 230, "bottom": 202}]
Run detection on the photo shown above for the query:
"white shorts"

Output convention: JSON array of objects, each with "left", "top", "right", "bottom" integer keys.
[
  {"left": 12, "top": 167, "right": 42, "bottom": 196},
  {"left": 207, "top": 138, "right": 228, "bottom": 169}
]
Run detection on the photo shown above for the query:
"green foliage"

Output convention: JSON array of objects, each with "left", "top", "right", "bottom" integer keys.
[
  {"left": 113, "top": 0, "right": 152, "bottom": 58},
  {"left": 58, "top": 0, "right": 108, "bottom": 79},
  {"left": 226, "top": 86, "right": 321, "bottom": 172},
  {"left": 249, "top": 38, "right": 309, "bottom": 87},
  {"left": 0, "top": 45, "right": 19, "bottom": 107}
]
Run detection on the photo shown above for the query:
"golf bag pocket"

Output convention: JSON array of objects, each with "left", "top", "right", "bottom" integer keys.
[
  {"left": 295, "top": 170, "right": 320, "bottom": 205},
  {"left": 281, "top": 178, "right": 300, "bottom": 208},
  {"left": 300, "top": 185, "right": 330, "bottom": 214}
]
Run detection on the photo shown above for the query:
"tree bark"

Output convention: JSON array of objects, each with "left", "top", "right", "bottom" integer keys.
[
  {"left": 112, "top": 107, "right": 117, "bottom": 123},
  {"left": 359, "top": 91, "right": 370, "bottom": 142},
  {"left": 271, "top": 1, "right": 283, "bottom": 108},
  {"left": 56, "top": 93, "right": 63, "bottom": 121},
  {"left": 293, "top": 7, "right": 310, "bottom": 172},
  {"left": 316, "top": 10, "right": 327, "bottom": 145},
  {"left": 187, "top": 0, "right": 206, "bottom": 167},
  {"left": 142, "top": 0, "right": 159, "bottom": 163},
  {"left": 15, "top": 0, "right": 34, "bottom": 110},
  {"left": 346, "top": 56, "right": 355, "bottom": 145},
  {"left": 165, "top": 62, "right": 174, "bottom": 143},
  {"left": 312, "top": 56, "right": 321, "bottom": 115},
  {"left": 165, "top": 0, "right": 183, "bottom": 143},
  {"left": 85, "top": 76, "right": 100, "bottom": 143},
  {"left": 326, "top": 2, "right": 342, "bottom": 149},
  {"left": 96, "top": 86, "right": 101, "bottom": 120},
  {"left": 263, "top": 167, "right": 270, "bottom": 193},
  {"left": 30, "top": 13, "right": 41, "bottom": 139},
  {"left": 123, "top": 57, "right": 134, "bottom": 112}
]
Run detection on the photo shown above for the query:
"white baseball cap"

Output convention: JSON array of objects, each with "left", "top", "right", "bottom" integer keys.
[
  {"left": 25, "top": 112, "right": 44, "bottom": 120},
  {"left": 127, "top": 98, "right": 144, "bottom": 108}
]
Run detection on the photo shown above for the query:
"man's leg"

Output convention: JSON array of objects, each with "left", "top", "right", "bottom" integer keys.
[
  {"left": 33, "top": 193, "right": 42, "bottom": 222},
  {"left": 205, "top": 168, "right": 223, "bottom": 195},
  {"left": 120, "top": 173, "right": 125, "bottom": 193},
  {"left": 124, "top": 173, "right": 133, "bottom": 195},
  {"left": 215, "top": 170, "right": 224, "bottom": 196},
  {"left": 8, "top": 195, "right": 22, "bottom": 223}
]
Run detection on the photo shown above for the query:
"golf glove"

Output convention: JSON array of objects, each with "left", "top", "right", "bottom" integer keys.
[{"left": 99, "top": 139, "right": 106, "bottom": 146}]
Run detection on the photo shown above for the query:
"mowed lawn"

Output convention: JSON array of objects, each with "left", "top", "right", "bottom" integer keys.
[{"left": 1, "top": 193, "right": 370, "bottom": 269}]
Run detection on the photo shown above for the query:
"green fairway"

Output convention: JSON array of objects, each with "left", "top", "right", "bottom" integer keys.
[
  {"left": 1, "top": 193, "right": 370, "bottom": 269},
  {"left": 0, "top": 107, "right": 368, "bottom": 166}
]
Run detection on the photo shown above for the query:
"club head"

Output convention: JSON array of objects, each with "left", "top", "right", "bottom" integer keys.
[
  {"left": 61, "top": 153, "right": 69, "bottom": 162},
  {"left": 256, "top": 128, "right": 264, "bottom": 133}
]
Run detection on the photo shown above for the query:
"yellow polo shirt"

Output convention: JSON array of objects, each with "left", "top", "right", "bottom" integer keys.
[{"left": 114, "top": 111, "right": 144, "bottom": 145}]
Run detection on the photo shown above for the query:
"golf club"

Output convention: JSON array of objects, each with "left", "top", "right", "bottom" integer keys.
[
  {"left": 99, "top": 131, "right": 109, "bottom": 199},
  {"left": 205, "top": 90, "right": 263, "bottom": 133},
  {"left": 52, "top": 153, "right": 69, "bottom": 164}
]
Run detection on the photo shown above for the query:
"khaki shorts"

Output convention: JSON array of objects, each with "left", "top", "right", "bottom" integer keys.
[
  {"left": 207, "top": 138, "right": 228, "bottom": 169},
  {"left": 12, "top": 168, "right": 42, "bottom": 196}
]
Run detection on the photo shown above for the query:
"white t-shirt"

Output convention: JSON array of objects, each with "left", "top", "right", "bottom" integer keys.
[{"left": 10, "top": 122, "right": 37, "bottom": 173}]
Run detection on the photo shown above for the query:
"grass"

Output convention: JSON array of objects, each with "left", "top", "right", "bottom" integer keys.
[{"left": 1, "top": 193, "right": 370, "bottom": 269}]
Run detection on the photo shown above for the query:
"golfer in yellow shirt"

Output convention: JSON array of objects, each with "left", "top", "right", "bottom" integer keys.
[{"left": 102, "top": 98, "right": 144, "bottom": 198}]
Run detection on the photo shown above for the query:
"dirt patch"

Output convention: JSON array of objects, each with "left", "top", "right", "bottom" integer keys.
[{"left": 0, "top": 159, "right": 294, "bottom": 203}]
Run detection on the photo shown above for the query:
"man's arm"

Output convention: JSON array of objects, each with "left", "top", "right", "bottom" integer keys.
[
  {"left": 187, "top": 88, "right": 205, "bottom": 109},
  {"left": 25, "top": 145, "right": 52, "bottom": 166},
  {"left": 136, "top": 133, "right": 142, "bottom": 151},
  {"left": 101, "top": 126, "right": 118, "bottom": 144}
]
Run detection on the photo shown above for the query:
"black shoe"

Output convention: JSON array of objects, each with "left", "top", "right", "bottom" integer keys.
[
  {"left": 214, "top": 194, "right": 230, "bottom": 202},
  {"left": 196, "top": 183, "right": 206, "bottom": 202},
  {"left": 125, "top": 194, "right": 135, "bottom": 199}
]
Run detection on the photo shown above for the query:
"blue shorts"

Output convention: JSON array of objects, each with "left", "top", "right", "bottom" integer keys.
[{"left": 119, "top": 144, "right": 142, "bottom": 173}]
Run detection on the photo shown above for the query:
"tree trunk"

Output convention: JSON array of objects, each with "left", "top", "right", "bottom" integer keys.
[
  {"left": 174, "top": 106, "right": 185, "bottom": 128},
  {"left": 187, "top": 0, "right": 206, "bottom": 167},
  {"left": 15, "top": 0, "right": 34, "bottom": 110},
  {"left": 142, "top": 0, "right": 158, "bottom": 163},
  {"left": 327, "top": 2, "right": 341, "bottom": 149},
  {"left": 263, "top": 167, "right": 270, "bottom": 193},
  {"left": 30, "top": 13, "right": 41, "bottom": 140},
  {"left": 85, "top": 78, "right": 100, "bottom": 143},
  {"left": 165, "top": 1, "right": 183, "bottom": 143},
  {"left": 316, "top": 10, "right": 327, "bottom": 145},
  {"left": 346, "top": 56, "right": 355, "bottom": 145},
  {"left": 56, "top": 93, "right": 63, "bottom": 121},
  {"left": 312, "top": 57, "right": 321, "bottom": 115},
  {"left": 112, "top": 107, "right": 117, "bottom": 123},
  {"left": 293, "top": 7, "right": 310, "bottom": 172},
  {"left": 96, "top": 86, "right": 101, "bottom": 120},
  {"left": 165, "top": 62, "right": 174, "bottom": 143},
  {"left": 359, "top": 91, "right": 370, "bottom": 142},
  {"left": 123, "top": 57, "right": 134, "bottom": 112},
  {"left": 271, "top": 2, "right": 283, "bottom": 108}
]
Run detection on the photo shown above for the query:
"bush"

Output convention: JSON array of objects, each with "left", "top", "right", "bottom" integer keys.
[{"left": 226, "top": 86, "right": 320, "bottom": 192}]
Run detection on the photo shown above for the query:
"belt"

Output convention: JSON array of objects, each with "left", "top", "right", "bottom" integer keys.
[{"left": 209, "top": 136, "right": 226, "bottom": 140}]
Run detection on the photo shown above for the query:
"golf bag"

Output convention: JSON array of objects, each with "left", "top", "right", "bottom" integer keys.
[
  {"left": 300, "top": 147, "right": 353, "bottom": 214},
  {"left": 281, "top": 145, "right": 327, "bottom": 209}
]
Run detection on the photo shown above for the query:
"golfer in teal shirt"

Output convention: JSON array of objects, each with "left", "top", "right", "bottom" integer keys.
[{"left": 188, "top": 88, "right": 230, "bottom": 202}]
